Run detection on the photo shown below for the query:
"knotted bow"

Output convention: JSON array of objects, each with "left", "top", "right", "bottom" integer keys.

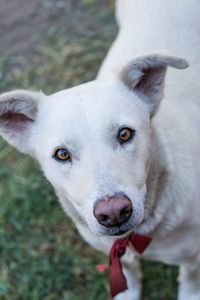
[{"left": 97, "top": 233, "right": 152, "bottom": 299}]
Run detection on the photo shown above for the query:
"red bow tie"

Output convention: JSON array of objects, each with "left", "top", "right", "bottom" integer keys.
[{"left": 97, "top": 233, "right": 152, "bottom": 299}]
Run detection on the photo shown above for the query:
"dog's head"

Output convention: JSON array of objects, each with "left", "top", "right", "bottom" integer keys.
[{"left": 0, "top": 54, "right": 188, "bottom": 236}]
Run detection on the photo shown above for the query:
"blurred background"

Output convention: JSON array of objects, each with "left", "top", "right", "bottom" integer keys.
[{"left": 0, "top": 0, "right": 177, "bottom": 299}]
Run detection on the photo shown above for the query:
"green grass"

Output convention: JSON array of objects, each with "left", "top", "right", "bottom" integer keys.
[{"left": 0, "top": 1, "right": 178, "bottom": 299}]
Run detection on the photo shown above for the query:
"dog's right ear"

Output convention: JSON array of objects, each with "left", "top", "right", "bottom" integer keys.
[
  {"left": 0, "top": 90, "right": 43, "bottom": 153},
  {"left": 121, "top": 54, "right": 189, "bottom": 116}
]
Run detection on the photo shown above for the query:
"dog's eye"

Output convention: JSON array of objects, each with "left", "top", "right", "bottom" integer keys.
[
  {"left": 118, "top": 127, "right": 135, "bottom": 144},
  {"left": 54, "top": 148, "right": 71, "bottom": 162}
]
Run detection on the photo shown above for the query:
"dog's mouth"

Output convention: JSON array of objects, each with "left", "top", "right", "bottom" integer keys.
[
  {"left": 96, "top": 216, "right": 146, "bottom": 237},
  {"left": 113, "top": 228, "right": 132, "bottom": 236},
  {"left": 99, "top": 223, "right": 136, "bottom": 237}
]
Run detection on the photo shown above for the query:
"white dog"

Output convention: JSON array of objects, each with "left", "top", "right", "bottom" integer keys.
[{"left": 0, "top": 0, "right": 200, "bottom": 299}]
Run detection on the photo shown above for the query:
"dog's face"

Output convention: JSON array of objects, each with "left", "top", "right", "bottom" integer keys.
[
  {"left": 33, "top": 79, "right": 151, "bottom": 236},
  {"left": 0, "top": 54, "right": 188, "bottom": 236}
]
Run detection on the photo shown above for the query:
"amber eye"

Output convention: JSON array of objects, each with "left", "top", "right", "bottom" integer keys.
[
  {"left": 54, "top": 148, "right": 71, "bottom": 162},
  {"left": 118, "top": 127, "right": 134, "bottom": 143}
]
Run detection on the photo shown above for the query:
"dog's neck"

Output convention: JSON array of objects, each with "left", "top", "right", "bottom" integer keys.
[
  {"left": 138, "top": 115, "right": 193, "bottom": 238},
  {"left": 135, "top": 123, "right": 169, "bottom": 236}
]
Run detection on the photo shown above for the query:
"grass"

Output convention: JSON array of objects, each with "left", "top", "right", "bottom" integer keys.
[{"left": 0, "top": 0, "right": 178, "bottom": 299}]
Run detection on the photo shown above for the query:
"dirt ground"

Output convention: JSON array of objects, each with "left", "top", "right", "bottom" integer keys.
[{"left": 0, "top": 0, "right": 115, "bottom": 57}]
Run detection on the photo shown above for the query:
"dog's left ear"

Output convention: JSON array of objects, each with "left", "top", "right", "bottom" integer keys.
[
  {"left": 121, "top": 54, "right": 189, "bottom": 116},
  {"left": 0, "top": 90, "right": 43, "bottom": 153}
]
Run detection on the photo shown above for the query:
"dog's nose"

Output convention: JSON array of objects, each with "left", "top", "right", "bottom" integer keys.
[{"left": 94, "top": 195, "right": 132, "bottom": 227}]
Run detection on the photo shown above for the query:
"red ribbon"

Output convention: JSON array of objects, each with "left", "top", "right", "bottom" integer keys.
[{"left": 98, "top": 233, "right": 152, "bottom": 299}]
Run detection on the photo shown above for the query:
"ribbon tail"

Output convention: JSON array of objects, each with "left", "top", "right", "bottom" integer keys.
[{"left": 109, "top": 254, "right": 128, "bottom": 298}]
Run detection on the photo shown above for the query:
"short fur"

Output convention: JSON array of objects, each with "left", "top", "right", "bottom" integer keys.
[{"left": 0, "top": 1, "right": 200, "bottom": 299}]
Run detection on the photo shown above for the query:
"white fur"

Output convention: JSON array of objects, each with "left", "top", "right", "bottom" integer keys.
[{"left": 0, "top": 1, "right": 200, "bottom": 299}]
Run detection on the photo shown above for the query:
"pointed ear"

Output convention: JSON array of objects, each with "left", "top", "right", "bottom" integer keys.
[
  {"left": 121, "top": 54, "right": 189, "bottom": 116},
  {"left": 0, "top": 90, "right": 44, "bottom": 153}
]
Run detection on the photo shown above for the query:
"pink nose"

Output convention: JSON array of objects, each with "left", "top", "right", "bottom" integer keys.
[{"left": 94, "top": 195, "right": 133, "bottom": 227}]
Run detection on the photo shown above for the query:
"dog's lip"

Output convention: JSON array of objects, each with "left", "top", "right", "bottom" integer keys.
[
  {"left": 113, "top": 229, "right": 130, "bottom": 236},
  {"left": 101, "top": 225, "right": 135, "bottom": 237},
  {"left": 99, "top": 219, "right": 145, "bottom": 237},
  {"left": 113, "top": 229, "right": 132, "bottom": 237}
]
